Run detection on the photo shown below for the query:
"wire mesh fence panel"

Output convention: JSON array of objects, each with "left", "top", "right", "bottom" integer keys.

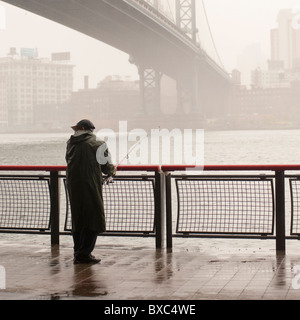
[
  {"left": 290, "top": 179, "right": 300, "bottom": 235},
  {"left": 104, "top": 179, "right": 155, "bottom": 232},
  {"left": 64, "top": 178, "right": 155, "bottom": 233},
  {"left": 0, "top": 178, "right": 51, "bottom": 230},
  {"left": 176, "top": 178, "right": 274, "bottom": 235}
]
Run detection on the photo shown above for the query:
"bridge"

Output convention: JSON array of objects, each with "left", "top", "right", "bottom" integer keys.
[{"left": 2, "top": 0, "right": 232, "bottom": 127}]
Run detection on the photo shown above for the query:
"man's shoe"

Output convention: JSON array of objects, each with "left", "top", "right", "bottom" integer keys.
[
  {"left": 88, "top": 254, "right": 101, "bottom": 264},
  {"left": 74, "top": 254, "right": 101, "bottom": 264}
]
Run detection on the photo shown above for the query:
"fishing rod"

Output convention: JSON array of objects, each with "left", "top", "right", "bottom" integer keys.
[
  {"left": 117, "top": 132, "right": 149, "bottom": 168},
  {"left": 102, "top": 131, "right": 149, "bottom": 185}
]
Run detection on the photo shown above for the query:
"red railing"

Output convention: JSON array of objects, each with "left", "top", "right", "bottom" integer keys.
[
  {"left": 1, "top": 164, "right": 299, "bottom": 172},
  {"left": 160, "top": 164, "right": 300, "bottom": 253},
  {"left": 161, "top": 164, "right": 300, "bottom": 171},
  {"left": 1, "top": 164, "right": 300, "bottom": 253},
  {"left": 0, "top": 165, "right": 160, "bottom": 172},
  {"left": 0, "top": 165, "right": 163, "bottom": 247}
]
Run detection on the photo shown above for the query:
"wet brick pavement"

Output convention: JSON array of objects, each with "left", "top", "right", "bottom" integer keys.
[{"left": 0, "top": 235, "right": 300, "bottom": 300}]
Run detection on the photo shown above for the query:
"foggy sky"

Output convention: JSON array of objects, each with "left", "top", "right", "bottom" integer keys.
[{"left": 1, "top": 0, "right": 300, "bottom": 89}]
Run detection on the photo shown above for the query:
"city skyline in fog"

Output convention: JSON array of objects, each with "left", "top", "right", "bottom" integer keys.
[{"left": 1, "top": 0, "right": 300, "bottom": 90}]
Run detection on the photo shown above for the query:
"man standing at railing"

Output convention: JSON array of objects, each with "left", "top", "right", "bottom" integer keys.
[{"left": 66, "top": 119, "right": 116, "bottom": 264}]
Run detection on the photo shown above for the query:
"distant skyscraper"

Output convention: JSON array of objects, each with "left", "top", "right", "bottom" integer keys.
[
  {"left": 0, "top": 48, "right": 73, "bottom": 127},
  {"left": 271, "top": 9, "right": 300, "bottom": 70}
]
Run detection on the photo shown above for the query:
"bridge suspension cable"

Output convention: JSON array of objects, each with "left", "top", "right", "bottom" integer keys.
[{"left": 199, "top": 0, "right": 225, "bottom": 69}]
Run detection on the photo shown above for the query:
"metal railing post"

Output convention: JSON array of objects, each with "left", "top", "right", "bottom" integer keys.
[
  {"left": 275, "top": 170, "right": 285, "bottom": 253},
  {"left": 165, "top": 172, "right": 173, "bottom": 249},
  {"left": 50, "top": 171, "right": 60, "bottom": 245},
  {"left": 154, "top": 170, "right": 163, "bottom": 249}
]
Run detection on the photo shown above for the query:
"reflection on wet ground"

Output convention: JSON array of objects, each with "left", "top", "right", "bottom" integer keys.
[{"left": 0, "top": 235, "right": 300, "bottom": 300}]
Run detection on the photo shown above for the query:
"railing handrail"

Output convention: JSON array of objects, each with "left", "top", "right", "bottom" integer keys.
[
  {"left": 117, "top": 165, "right": 160, "bottom": 172},
  {"left": 0, "top": 165, "right": 160, "bottom": 172},
  {"left": 2, "top": 164, "right": 300, "bottom": 172},
  {"left": 161, "top": 164, "right": 300, "bottom": 172},
  {"left": 0, "top": 165, "right": 67, "bottom": 172}
]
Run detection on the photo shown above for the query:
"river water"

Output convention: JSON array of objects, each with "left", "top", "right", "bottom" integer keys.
[
  {"left": 1, "top": 129, "right": 300, "bottom": 253},
  {"left": 1, "top": 129, "right": 300, "bottom": 166}
]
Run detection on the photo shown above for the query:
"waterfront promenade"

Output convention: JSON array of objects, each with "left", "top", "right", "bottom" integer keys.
[{"left": 0, "top": 235, "right": 300, "bottom": 300}]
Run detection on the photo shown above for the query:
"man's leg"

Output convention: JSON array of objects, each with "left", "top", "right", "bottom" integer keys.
[
  {"left": 72, "top": 231, "right": 81, "bottom": 258},
  {"left": 79, "top": 228, "right": 98, "bottom": 256},
  {"left": 73, "top": 229, "right": 100, "bottom": 264}
]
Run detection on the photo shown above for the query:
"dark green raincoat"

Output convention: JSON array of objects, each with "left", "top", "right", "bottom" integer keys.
[{"left": 65, "top": 132, "right": 115, "bottom": 234}]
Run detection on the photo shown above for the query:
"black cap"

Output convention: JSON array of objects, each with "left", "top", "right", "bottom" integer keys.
[{"left": 71, "top": 119, "right": 95, "bottom": 131}]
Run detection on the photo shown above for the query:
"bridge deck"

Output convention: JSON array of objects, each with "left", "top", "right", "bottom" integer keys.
[{"left": 0, "top": 235, "right": 300, "bottom": 300}]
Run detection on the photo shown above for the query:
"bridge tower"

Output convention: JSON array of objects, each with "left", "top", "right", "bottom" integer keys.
[
  {"left": 175, "top": 0, "right": 200, "bottom": 115},
  {"left": 136, "top": 0, "right": 161, "bottom": 116},
  {"left": 138, "top": 66, "right": 162, "bottom": 115},
  {"left": 137, "top": 0, "right": 200, "bottom": 117},
  {"left": 176, "top": 0, "right": 197, "bottom": 44}
]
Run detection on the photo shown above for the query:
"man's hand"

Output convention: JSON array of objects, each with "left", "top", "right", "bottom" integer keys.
[{"left": 103, "top": 175, "right": 114, "bottom": 185}]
